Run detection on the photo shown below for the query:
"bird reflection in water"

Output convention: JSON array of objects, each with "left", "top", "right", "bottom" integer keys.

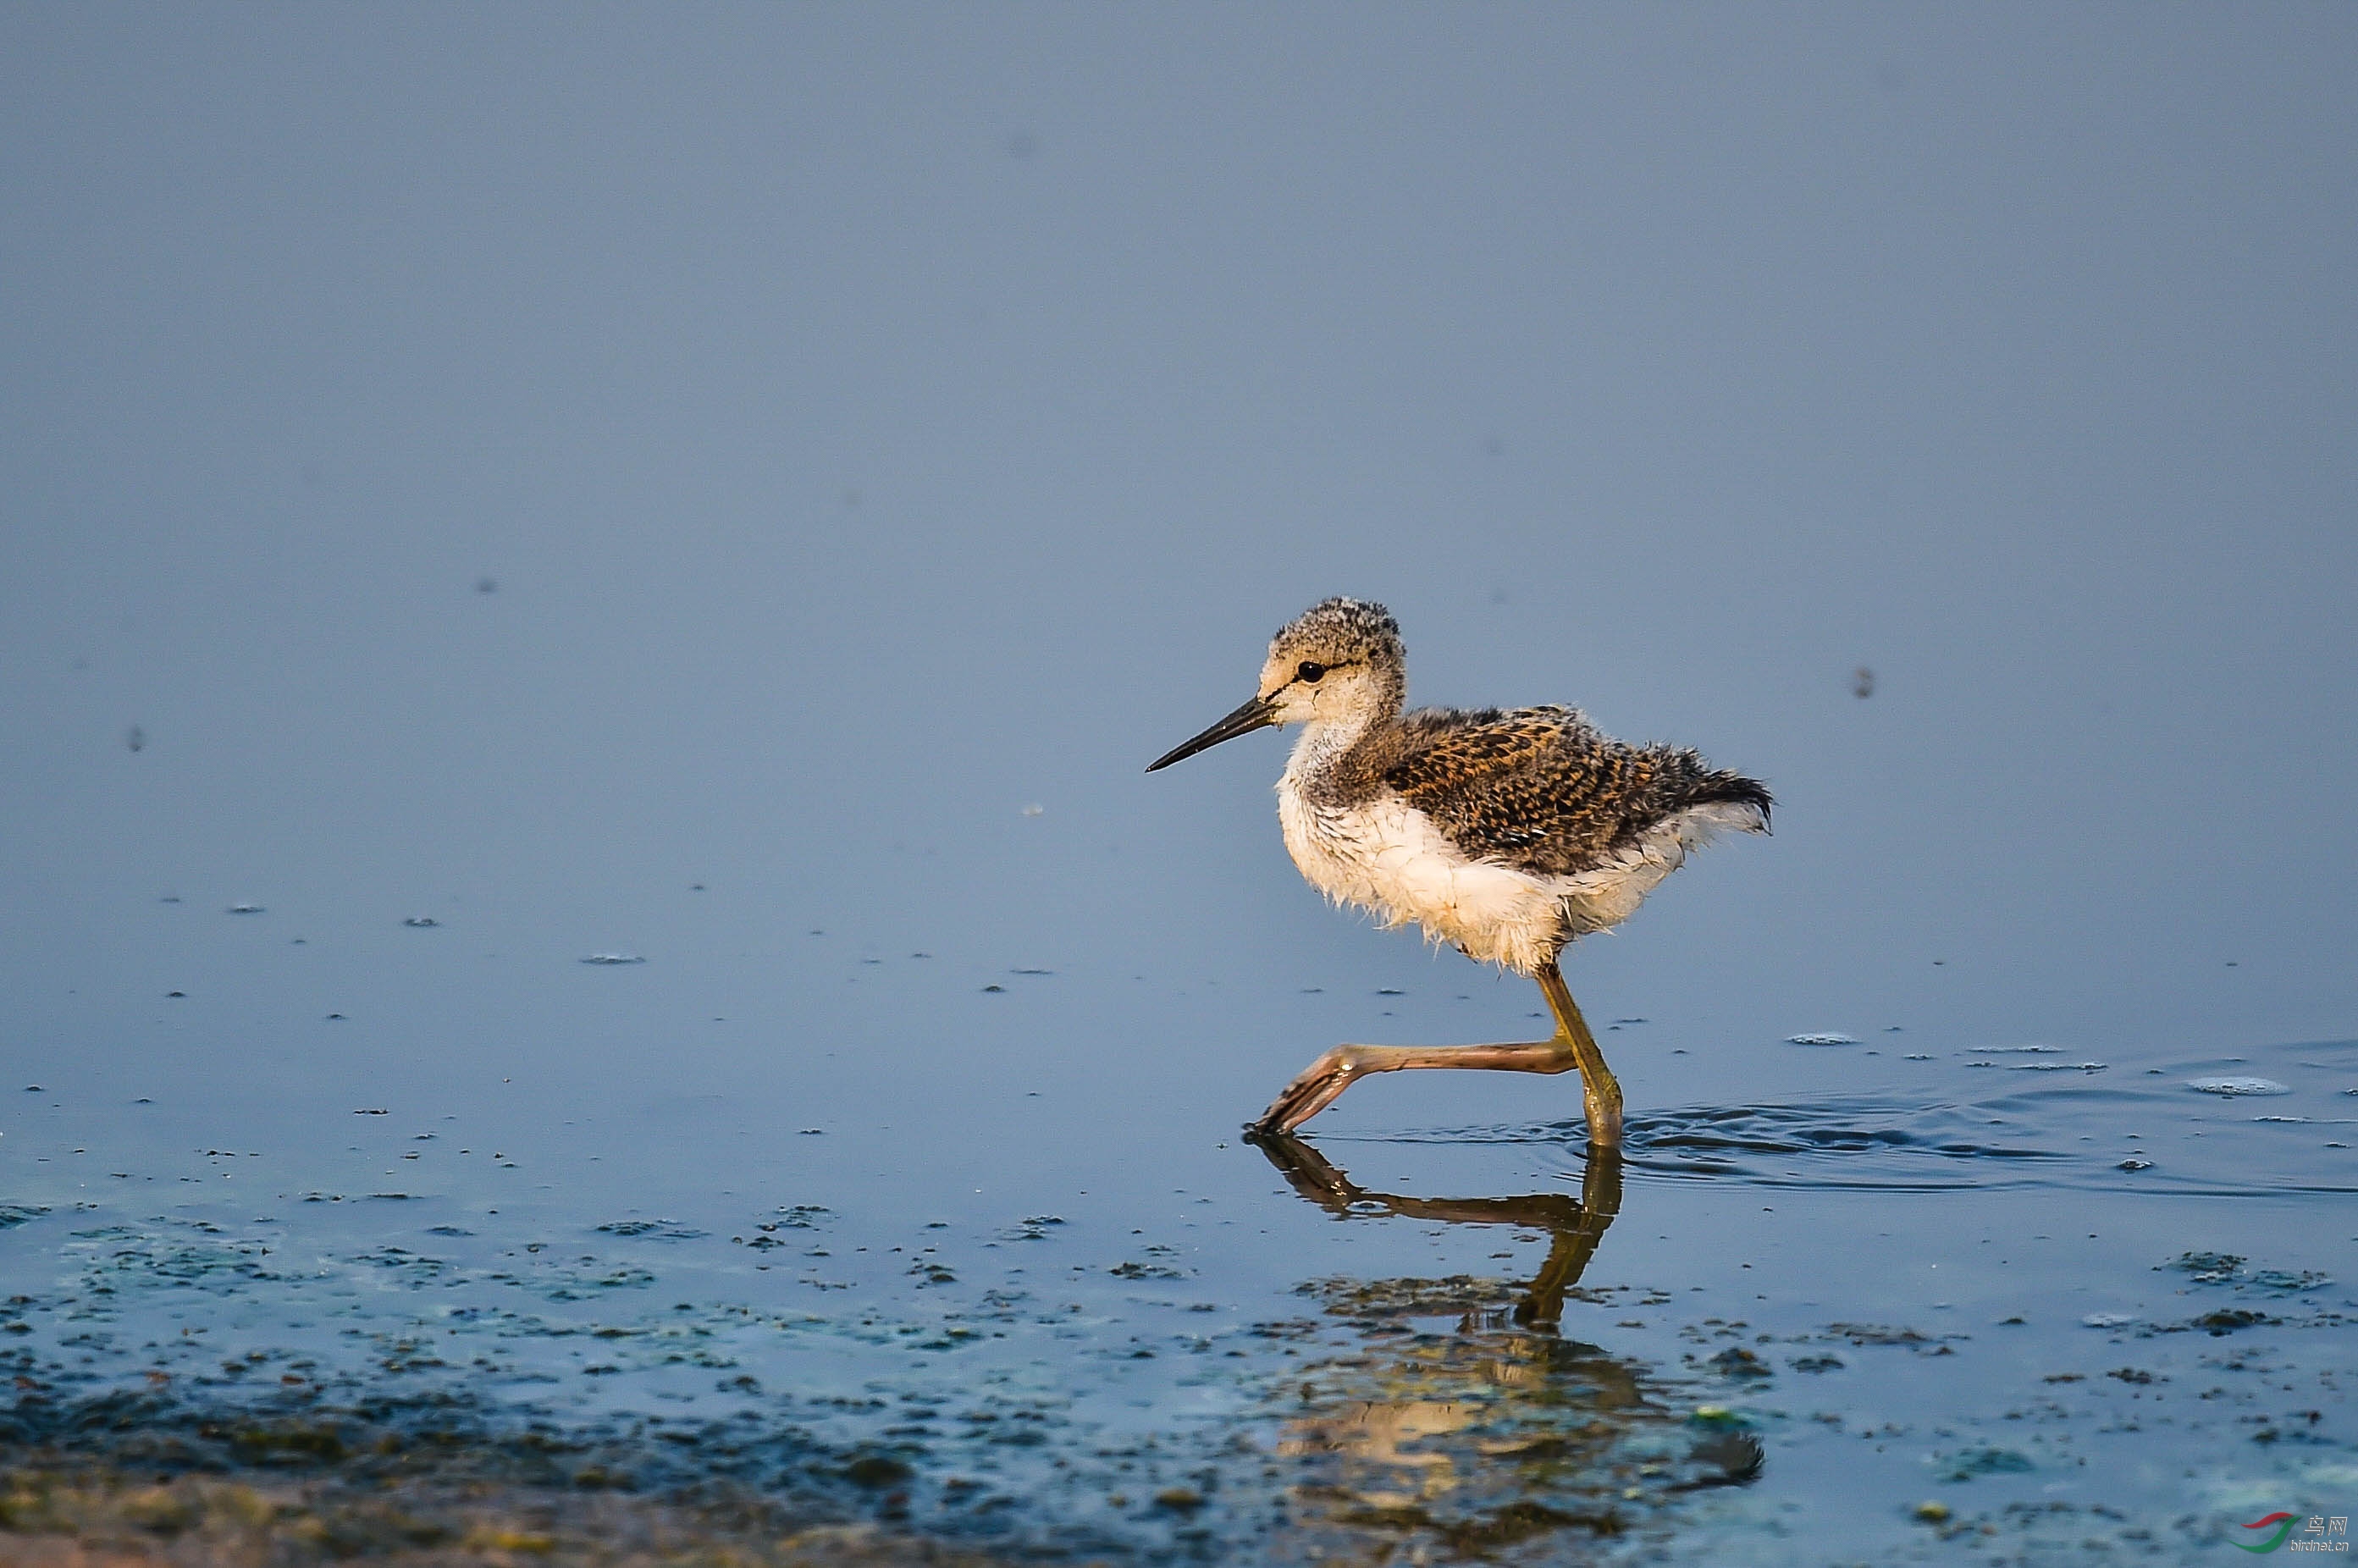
[{"left": 1250, "top": 1135, "right": 1760, "bottom": 1560}]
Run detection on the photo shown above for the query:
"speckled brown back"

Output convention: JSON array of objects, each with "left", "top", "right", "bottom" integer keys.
[{"left": 1341, "top": 704, "right": 1770, "bottom": 876}]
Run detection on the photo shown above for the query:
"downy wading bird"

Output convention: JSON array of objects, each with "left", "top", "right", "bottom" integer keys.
[{"left": 1147, "top": 598, "right": 1770, "bottom": 1148}]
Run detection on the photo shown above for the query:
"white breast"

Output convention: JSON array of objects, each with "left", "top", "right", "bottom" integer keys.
[{"left": 1276, "top": 774, "right": 1571, "bottom": 975}]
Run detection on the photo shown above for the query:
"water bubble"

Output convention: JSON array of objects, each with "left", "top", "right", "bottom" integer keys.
[{"left": 2186, "top": 1077, "right": 2291, "bottom": 1096}]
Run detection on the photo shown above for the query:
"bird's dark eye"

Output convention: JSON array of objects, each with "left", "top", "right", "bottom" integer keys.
[{"left": 1297, "top": 661, "right": 1327, "bottom": 683}]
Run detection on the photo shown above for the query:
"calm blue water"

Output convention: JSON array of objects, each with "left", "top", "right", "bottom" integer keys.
[{"left": 4, "top": 8, "right": 2355, "bottom": 1562}]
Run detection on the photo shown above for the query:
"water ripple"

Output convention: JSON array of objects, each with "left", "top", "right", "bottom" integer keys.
[{"left": 1342, "top": 1057, "right": 2358, "bottom": 1196}]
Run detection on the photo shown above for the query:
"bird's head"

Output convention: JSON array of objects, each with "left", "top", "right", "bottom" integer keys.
[{"left": 1147, "top": 597, "right": 1405, "bottom": 771}]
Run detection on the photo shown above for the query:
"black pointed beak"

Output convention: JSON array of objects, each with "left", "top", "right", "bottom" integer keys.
[{"left": 1146, "top": 693, "right": 1279, "bottom": 772}]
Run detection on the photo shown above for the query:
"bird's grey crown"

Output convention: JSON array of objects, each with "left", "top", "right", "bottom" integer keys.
[{"left": 1268, "top": 597, "right": 1406, "bottom": 679}]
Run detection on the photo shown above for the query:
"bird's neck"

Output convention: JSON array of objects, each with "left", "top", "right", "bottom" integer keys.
[{"left": 1283, "top": 710, "right": 1383, "bottom": 788}]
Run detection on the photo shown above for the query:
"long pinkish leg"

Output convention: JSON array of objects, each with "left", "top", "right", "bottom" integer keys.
[
  {"left": 1249, "top": 960, "right": 1621, "bottom": 1149},
  {"left": 1538, "top": 962, "right": 1621, "bottom": 1149},
  {"left": 1250, "top": 1036, "right": 1577, "bottom": 1136}
]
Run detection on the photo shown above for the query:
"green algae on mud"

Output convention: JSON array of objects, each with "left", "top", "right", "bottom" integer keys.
[
  {"left": 0, "top": 1461, "right": 1036, "bottom": 1566},
  {"left": 0, "top": 1388, "right": 1059, "bottom": 1566}
]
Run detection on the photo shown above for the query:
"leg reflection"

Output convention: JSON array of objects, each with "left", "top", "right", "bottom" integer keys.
[
  {"left": 1251, "top": 1131, "right": 1621, "bottom": 1330},
  {"left": 1239, "top": 1136, "right": 1753, "bottom": 1556}
]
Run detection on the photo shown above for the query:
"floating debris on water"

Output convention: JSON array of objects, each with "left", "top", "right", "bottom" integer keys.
[
  {"left": 594, "top": 1220, "right": 709, "bottom": 1239},
  {"left": 2186, "top": 1076, "right": 2292, "bottom": 1096},
  {"left": 578, "top": 953, "right": 647, "bottom": 966},
  {"left": 401, "top": 916, "right": 440, "bottom": 928},
  {"left": 2160, "top": 1251, "right": 2330, "bottom": 1293},
  {"left": 2008, "top": 1061, "right": 2108, "bottom": 1072},
  {"left": 226, "top": 903, "right": 265, "bottom": 915},
  {"left": 1787, "top": 1033, "right": 1857, "bottom": 1046},
  {"left": 2165, "top": 1251, "right": 2244, "bottom": 1283},
  {"left": 2080, "top": 1312, "right": 2139, "bottom": 1328},
  {"left": 1936, "top": 1444, "right": 2034, "bottom": 1480}
]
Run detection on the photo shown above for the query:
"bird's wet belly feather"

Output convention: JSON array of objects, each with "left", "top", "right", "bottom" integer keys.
[
  {"left": 1275, "top": 780, "right": 1759, "bottom": 977},
  {"left": 1277, "top": 785, "right": 1571, "bottom": 974}
]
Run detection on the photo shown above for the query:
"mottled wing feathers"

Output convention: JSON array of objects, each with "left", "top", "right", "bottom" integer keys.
[
  {"left": 1381, "top": 705, "right": 1770, "bottom": 877},
  {"left": 1383, "top": 707, "right": 1567, "bottom": 795}
]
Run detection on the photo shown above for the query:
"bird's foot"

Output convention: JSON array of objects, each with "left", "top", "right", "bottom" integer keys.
[{"left": 1251, "top": 1045, "right": 1371, "bottom": 1136}]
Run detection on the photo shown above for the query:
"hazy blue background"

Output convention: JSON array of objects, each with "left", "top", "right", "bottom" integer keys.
[{"left": 4, "top": 3, "right": 2353, "bottom": 1129}]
